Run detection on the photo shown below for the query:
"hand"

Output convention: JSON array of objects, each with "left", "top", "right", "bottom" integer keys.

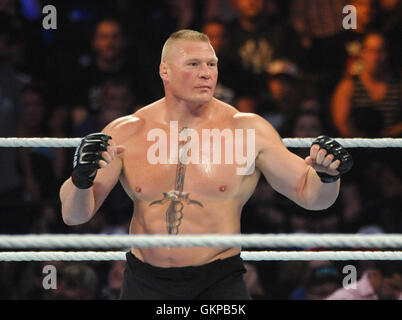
[
  {"left": 71, "top": 133, "right": 125, "bottom": 189},
  {"left": 305, "top": 135, "right": 353, "bottom": 183}
]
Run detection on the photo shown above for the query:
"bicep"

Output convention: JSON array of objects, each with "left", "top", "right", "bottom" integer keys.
[
  {"left": 255, "top": 125, "right": 309, "bottom": 205},
  {"left": 92, "top": 155, "right": 123, "bottom": 213},
  {"left": 91, "top": 124, "right": 124, "bottom": 212}
]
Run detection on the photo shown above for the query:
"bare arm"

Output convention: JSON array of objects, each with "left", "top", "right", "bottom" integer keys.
[
  {"left": 59, "top": 125, "right": 125, "bottom": 225},
  {"left": 251, "top": 115, "right": 340, "bottom": 210},
  {"left": 331, "top": 78, "right": 354, "bottom": 137}
]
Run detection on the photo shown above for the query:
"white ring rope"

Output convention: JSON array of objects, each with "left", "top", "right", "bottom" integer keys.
[
  {"left": 0, "top": 234, "right": 401, "bottom": 249},
  {"left": 0, "top": 251, "right": 401, "bottom": 261},
  {"left": 0, "top": 138, "right": 82, "bottom": 148},
  {"left": 0, "top": 137, "right": 401, "bottom": 148}
]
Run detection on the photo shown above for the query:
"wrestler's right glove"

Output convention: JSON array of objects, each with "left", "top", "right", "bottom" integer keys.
[{"left": 71, "top": 133, "right": 111, "bottom": 189}]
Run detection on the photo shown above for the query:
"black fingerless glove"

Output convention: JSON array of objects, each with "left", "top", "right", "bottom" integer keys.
[
  {"left": 311, "top": 135, "right": 353, "bottom": 183},
  {"left": 71, "top": 133, "right": 111, "bottom": 189}
]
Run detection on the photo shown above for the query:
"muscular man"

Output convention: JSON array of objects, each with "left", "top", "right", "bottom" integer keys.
[{"left": 60, "top": 30, "right": 352, "bottom": 300}]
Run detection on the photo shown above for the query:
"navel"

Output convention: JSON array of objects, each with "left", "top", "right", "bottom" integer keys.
[{"left": 219, "top": 185, "right": 226, "bottom": 192}]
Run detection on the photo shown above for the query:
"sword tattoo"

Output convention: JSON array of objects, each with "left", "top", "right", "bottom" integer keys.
[{"left": 149, "top": 127, "right": 203, "bottom": 234}]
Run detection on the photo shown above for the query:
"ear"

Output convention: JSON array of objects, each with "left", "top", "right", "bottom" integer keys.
[{"left": 159, "top": 62, "right": 169, "bottom": 81}]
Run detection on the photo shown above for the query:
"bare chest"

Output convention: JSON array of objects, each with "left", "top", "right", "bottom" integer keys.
[{"left": 119, "top": 127, "right": 256, "bottom": 202}]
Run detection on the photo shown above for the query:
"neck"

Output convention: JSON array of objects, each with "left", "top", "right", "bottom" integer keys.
[{"left": 162, "top": 95, "right": 214, "bottom": 128}]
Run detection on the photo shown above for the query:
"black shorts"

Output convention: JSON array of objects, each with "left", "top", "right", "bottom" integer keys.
[{"left": 120, "top": 251, "right": 251, "bottom": 300}]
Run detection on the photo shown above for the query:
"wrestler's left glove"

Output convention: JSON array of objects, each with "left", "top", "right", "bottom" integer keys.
[
  {"left": 71, "top": 133, "right": 111, "bottom": 189},
  {"left": 311, "top": 135, "right": 353, "bottom": 183}
]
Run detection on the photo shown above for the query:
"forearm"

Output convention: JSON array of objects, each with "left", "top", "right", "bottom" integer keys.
[
  {"left": 300, "top": 167, "right": 340, "bottom": 211},
  {"left": 59, "top": 178, "right": 96, "bottom": 225}
]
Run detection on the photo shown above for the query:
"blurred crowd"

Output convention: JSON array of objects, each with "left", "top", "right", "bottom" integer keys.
[{"left": 0, "top": 0, "right": 401, "bottom": 299}]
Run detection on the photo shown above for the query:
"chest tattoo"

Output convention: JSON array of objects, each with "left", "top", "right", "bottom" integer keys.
[{"left": 149, "top": 127, "right": 203, "bottom": 234}]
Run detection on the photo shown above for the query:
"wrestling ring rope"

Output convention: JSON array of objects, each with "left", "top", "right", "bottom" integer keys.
[
  {"left": 0, "top": 137, "right": 402, "bottom": 148},
  {"left": 0, "top": 137, "right": 401, "bottom": 262}
]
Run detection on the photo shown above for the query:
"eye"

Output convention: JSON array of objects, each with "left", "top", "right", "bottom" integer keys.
[{"left": 189, "top": 62, "right": 198, "bottom": 66}]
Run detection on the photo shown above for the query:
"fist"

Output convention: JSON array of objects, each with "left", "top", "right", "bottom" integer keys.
[
  {"left": 72, "top": 133, "right": 125, "bottom": 189},
  {"left": 98, "top": 139, "right": 125, "bottom": 168},
  {"left": 305, "top": 144, "right": 340, "bottom": 176},
  {"left": 305, "top": 136, "right": 353, "bottom": 183}
]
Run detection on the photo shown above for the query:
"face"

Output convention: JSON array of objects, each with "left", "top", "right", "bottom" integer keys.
[
  {"left": 237, "top": 0, "right": 264, "bottom": 19},
  {"left": 377, "top": 273, "right": 402, "bottom": 300},
  {"left": 293, "top": 115, "right": 322, "bottom": 138},
  {"left": 101, "top": 85, "right": 132, "bottom": 111},
  {"left": 108, "top": 261, "right": 125, "bottom": 290},
  {"left": 203, "top": 22, "right": 225, "bottom": 54},
  {"left": 23, "top": 89, "right": 44, "bottom": 126},
  {"left": 161, "top": 40, "right": 218, "bottom": 105},
  {"left": 361, "top": 34, "right": 387, "bottom": 73},
  {"left": 268, "top": 77, "right": 294, "bottom": 101},
  {"left": 353, "top": 0, "right": 373, "bottom": 26},
  {"left": 92, "top": 21, "right": 125, "bottom": 60}
]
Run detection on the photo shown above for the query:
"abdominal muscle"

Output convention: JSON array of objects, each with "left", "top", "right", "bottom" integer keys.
[{"left": 129, "top": 204, "right": 242, "bottom": 267}]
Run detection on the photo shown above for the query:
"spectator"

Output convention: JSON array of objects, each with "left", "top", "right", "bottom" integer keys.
[
  {"left": 52, "top": 263, "right": 99, "bottom": 300},
  {"left": 340, "top": 0, "right": 379, "bottom": 77},
  {"left": 290, "top": 0, "right": 346, "bottom": 44},
  {"left": 17, "top": 83, "right": 63, "bottom": 201},
  {"left": 289, "top": 0, "right": 349, "bottom": 103},
  {"left": 290, "top": 261, "right": 342, "bottom": 300},
  {"left": 203, "top": 0, "right": 238, "bottom": 23},
  {"left": 279, "top": 110, "right": 325, "bottom": 161},
  {"left": 258, "top": 59, "right": 302, "bottom": 129},
  {"left": 361, "top": 160, "right": 402, "bottom": 233},
  {"left": 377, "top": 0, "right": 402, "bottom": 74},
  {"left": 225, "top": 0, "right": 304, "bottom": 99},
  {"left": 73, "top": 77, "right": 136, "bottom": 136},
  {"left": 291, "top": 110, "right": 323, "bottom": 138},
  {"left": 202, "top": 19, "right": 236, "bottom": 104},
  {"left": 331, "top": 32, "right": 402, "bottom": 138},
  {"left": 326, "top": 261, "right": 402, "bottom": 300},
  {"left": 0, "top": 13, "right": 23, "bottom": 203},
  {"left": 243, "top": 262, "right": 268, "bottom": 299},
  {"left": 101, "top": 261, "right": 126, "bottom": 299},
  {"left": 236, "top": 96, "right": 258, "bottom": 113},
  {"left": 69, "top": 18, "right": 150, "bottom": 126}
]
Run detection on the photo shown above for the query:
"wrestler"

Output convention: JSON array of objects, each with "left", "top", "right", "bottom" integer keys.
[{"left": 59, "top": 30, "right": 353, "bottom": 300}]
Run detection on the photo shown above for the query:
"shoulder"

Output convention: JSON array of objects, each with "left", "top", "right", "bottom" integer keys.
[
  {"left": 102, "top": 99, "right": 166, "bottom": 143},
  {"left": 231, "top": 111, "right": 279, "bottom": 138},
  {"left": 102, "top": 115, "right": 145, "bottom": 144},
  {"left": 333, "top": 77, "right": 355, "bottom": 97},
  {"left": 337, "top": 77, "right": 355, "bottom": 90},
  {"left": 227, "top": 109, "right": 284, "bottom": 154}
]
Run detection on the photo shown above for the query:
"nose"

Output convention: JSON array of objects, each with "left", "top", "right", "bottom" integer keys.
[{"left": 199, "top": 63, "right": 212, "bottom": 79}]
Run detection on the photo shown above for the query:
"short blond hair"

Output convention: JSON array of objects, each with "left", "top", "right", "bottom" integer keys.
[{"left": 161, "top": 29, "right": 211, "bottom": 63}]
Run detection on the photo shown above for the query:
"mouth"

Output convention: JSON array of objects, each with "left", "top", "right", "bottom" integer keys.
[{"left": 195, "top": 86, "right": 212, "bottom": 90}]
